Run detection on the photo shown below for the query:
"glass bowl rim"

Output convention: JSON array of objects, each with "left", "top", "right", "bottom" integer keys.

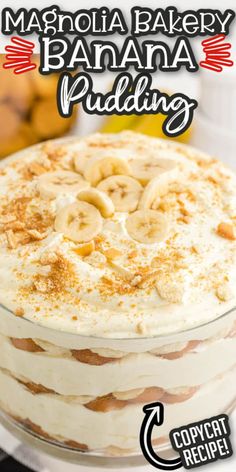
[{"left": 0, "top": 301, "right": 235, "bottom": 342}]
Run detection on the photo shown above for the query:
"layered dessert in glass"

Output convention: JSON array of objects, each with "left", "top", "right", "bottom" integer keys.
[{"left": 0, "top": 132, "right": 235, "bottom": 463}]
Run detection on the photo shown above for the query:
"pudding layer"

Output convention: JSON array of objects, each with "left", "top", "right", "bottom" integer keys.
[
  {"left": 0, "top": 367, "right": 234, "bottom": 451},
  {"left": 0, "top": 332, "right": 235, "bottom": 396}
]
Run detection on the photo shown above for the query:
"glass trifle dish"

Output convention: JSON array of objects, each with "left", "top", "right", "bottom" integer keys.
[{"left": 0, "top": 131, "right": 235, "bottom": 466}]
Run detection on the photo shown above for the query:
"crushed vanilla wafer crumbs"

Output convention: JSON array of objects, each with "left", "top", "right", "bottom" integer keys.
[
  {"left": 33, "top": 253, "right": 78, "bottom": 297},
  {"left": 216, "top": 222, "right": 236, "bottom": 241},
  {"left": 0, "top": 132, "right": 235, "bottom": 337},
  {"left": 28, "top": 162, "right": 49, "bottom": 176},
  {"left": 14, "top": 307, "right": 25, "bottom": 317},
  {"left": 5, "top": 230, "right": 17, "bottom": 249},
  {"left": 216, "top": 285, "right": 233, "bottom": 302}
]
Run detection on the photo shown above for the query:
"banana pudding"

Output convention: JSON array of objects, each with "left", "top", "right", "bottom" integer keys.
[{"left": 0, "top": 132, "right": 235, "bottom": 460}]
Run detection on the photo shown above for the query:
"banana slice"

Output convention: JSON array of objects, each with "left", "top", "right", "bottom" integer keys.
[
  {"left": 77, "top": 188, "right": 114, "bottom": 218},
  {"left": 84, "top": 156, "right": 131, "bottom": 185},
  {"left": 126, "top": 210, "right": 169, "bottom": 244},
  {"left": 74, "top": 148, "right": 96, "bottom": 175},
  {"left": 55, "top": 201, "right": 103, "bottom": 243},
  {"left": 74, "top": 155, "right": 89, "bottom": 175},
  {"left": 139, "top": 168, "right": 179, "bottom": 210},
  {"left": 38, "top": 171, "right": 89, "bottom": 200},
  {"left": 97, "top": 175, "right": 143, "bottom": 212},
  {"left": 130, "top": 157, "right": 177, "bottom": 185},
  {"left": 74, "top": 149, "right": 128, "bottom": 175}
]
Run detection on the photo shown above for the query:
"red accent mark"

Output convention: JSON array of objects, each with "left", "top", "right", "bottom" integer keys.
[
  {"left": 200, "top": 35, "right": 234, "bottom": 73},
  {"left": 203, "top": 44, "right": 232, "bottom": 53},
  {"left": 14, "top": 64, "right": 37, "bottom": 74},
  {"left": 6, "top": 54, "right": 31, "bottom": 60},
  {"left": 11, "top": 37, "right": 35, "bottom": 49},
  {"left": 5, "top": 45, "right": 32, "bottom": 53},
  {"left": 3, "top": 36, "right": 36, "bottom": 74},
  {"left": 205, "top": 52, "right": 231, "bottom": 59},
  {"left": 201, "top": 34, "right": 226, "bottom": 47}
]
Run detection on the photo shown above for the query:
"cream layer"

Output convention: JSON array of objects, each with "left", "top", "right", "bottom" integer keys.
[
  {"left": 0, "top": 333, "right": 235, "bottom": 396},
  {"left": 0, "top": 305, "right": 234, "bottom": 352},
  {"left": 0, "top": 368, "right": 234, "bottom": 451}
]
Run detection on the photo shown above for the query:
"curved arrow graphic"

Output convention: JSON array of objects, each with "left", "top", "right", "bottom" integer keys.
[{"left": 140, "top": 402, "right": 183, "bottom": 470}]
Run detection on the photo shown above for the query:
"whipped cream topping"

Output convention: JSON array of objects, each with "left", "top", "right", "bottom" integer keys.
[{"left": 0, "top": 132, "right": 236, "bottom": 338}]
